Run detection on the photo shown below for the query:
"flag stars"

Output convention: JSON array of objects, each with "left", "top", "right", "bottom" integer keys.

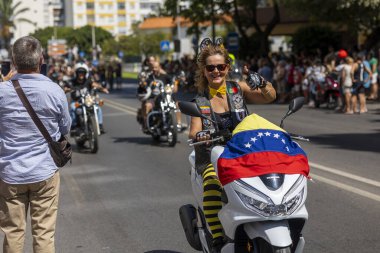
[
  {"left": 285, "top": 146, "right": 290, "bottom": 152},
  {"left": 265, "top": 131, "right": 271, "bottom": 136},
  {"left": 257, "top": 132, "right": 264, "bottom": 138},
  {"left": 250, "top": 137, "right": 257, "bottom": 143},
  {"left": 281, "top": 139, "right": 286, "bottom": 144},
  {"left": 273, "top": 133, "right": 280, "bottom": 139},
  {"left": 245, "top": 142, "right": 252, "bottom": 148}
]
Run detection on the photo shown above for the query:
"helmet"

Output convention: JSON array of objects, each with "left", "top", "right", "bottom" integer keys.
[
  {"left": 74, "top": 62, "right": 90, "bottom": 79},
  {"left": 337, "top": 49, "right": 348, "bottom": 59}
]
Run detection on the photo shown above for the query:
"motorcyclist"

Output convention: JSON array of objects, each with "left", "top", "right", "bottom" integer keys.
[
  {"left": 172, "top": 70, "right": 188, "bottom": 132},
  {"left": 141, "top": 61, "right": 171, "bottom": 132},
  {"left": 64, "top": 62, "right": 108, "bottom": 134},
  {"left": 189, "top": 38, "right": 276, "bottom": 253}
]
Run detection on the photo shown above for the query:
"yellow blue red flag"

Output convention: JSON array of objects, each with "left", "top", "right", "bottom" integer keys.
[{"left": 217, "top": 114, "right": 310, "bottom": 186}]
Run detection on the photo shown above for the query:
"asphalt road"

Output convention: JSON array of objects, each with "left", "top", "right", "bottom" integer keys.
[{"left": 5, "top": 82, "right": 380, "bottom": 253}]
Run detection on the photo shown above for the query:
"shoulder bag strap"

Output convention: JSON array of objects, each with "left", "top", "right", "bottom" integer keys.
[{"left": 11, "top": 80, "right": 53, "bottom": 143}]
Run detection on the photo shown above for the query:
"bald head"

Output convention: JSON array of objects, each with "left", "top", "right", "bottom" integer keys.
[{"left": 152, "top": 61, "right": 161, "bottom": 75}]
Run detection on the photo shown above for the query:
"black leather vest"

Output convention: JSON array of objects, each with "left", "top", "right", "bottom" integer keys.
[{"left": 194, "top": 81, "right": 249, "bottom": 173}]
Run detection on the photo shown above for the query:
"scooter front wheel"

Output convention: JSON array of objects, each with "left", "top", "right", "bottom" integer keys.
[
  {"left": 253, "top": 238, "right": 291, "bottom": 253},
  {"left": 273, "top": 246, "right": 291, "bottom": 253}
]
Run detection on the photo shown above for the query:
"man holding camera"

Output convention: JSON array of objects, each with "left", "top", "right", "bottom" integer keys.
[{"left": 0, "top": 36, "right": 71, "bottom": 253}]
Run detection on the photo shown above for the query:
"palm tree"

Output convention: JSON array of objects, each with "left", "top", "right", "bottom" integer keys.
[{"left": 0, "top": 0, "right": 34, "bottom": 51}]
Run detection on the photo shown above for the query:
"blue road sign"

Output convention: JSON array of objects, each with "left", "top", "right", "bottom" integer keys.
[
  {"left": 160, "top": 40, "right": 170, "bottom": 52},
  {"left": 227, "top": 32, "right": 239, "bottom": 51}
]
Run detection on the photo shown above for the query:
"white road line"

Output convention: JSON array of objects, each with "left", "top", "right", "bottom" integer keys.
[
  {"left": 104, "top": 102, "right": 136, "bottom": 115},
  {"left": 309, "top": 162, "right": 380, "bottom": 188},
  {"left": 103, "top": 99, "right": 137, "bottom": 112},
  {"left": 310, "top": 173, "right": 380, "bottom": 202},
  {"left": 103, "top": 112, "right": 131, "bottom": 117}
]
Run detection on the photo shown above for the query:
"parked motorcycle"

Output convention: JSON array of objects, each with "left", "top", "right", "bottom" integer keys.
[
  {"left": 309, "top": 73, "right": 340, "bottom": 109},
  {"left": 323, "top": 73, "right": 340, "bottom": 109},
  {"left": 71, "top": 87, "right": 103, "bottom": 153},
  {"left": 178, "top": 97, "right": 309, "bottom": 253},
  {"left": 137, "top": 79, "right": 178, "bottom": 147}
]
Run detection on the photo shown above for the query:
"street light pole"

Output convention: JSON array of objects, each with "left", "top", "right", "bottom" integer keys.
[
  {"left": 211, "top": 0, "right": 216, "bottom": 43},
  {"left": 176, "top": 1, "right": 181, "bottom": 60},
  {"left": 92, "top": 25, "right": 96, "bottom": 61}
]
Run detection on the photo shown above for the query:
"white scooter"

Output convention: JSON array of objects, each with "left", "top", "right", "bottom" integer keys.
[{"left": 179, "top": 97, "right": 309, "bottom": 253}]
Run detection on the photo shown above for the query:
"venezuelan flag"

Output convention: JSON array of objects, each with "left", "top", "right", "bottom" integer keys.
[{"left": 217, "top": 114, "right": 310, "bottom": 186}]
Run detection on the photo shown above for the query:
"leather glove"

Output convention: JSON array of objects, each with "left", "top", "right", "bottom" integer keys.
[{"left": 245, "top": 71, "right": 267, "bottom": 90}]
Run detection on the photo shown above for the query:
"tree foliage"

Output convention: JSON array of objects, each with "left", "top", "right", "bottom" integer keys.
[
  {"left": 162, "top": 0, "right": 281, "bottom": 56},
  {"left": 0, "top": 0, "right": 34, "bottom": 50},
  {"left": 291, "top": 25, "right": 341, "bottom": 56},
  {"left": 31, "top": 25, "right": 113, "bottom": 54},
  {"left": 282, "top": 0, "right": 380, "bottom": 48},
  {"left": 31, "top": 27, "right": 74, "bottom": 48}
]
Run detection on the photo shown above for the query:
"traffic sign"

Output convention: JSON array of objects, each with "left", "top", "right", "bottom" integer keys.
[
  {"left": 160, "top": 40, "right": 170, "bottom": 52},
  {"left": 47, "top": 39, "right": 67, "bottom": 57},
  {"left": 227, "top": 32, "right": 239, "bottom": 51}
]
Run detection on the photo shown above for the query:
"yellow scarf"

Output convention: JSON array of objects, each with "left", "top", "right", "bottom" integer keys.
[{"left": 209, "top": 84, "right": 226, "bottom": 98}]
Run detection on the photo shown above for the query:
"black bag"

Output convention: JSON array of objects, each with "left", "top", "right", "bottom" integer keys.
[{"left": 12, "top": 80, "right": 72, "bottom": 167}]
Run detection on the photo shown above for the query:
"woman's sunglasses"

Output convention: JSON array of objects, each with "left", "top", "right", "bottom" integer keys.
[{"left": 205, "top": 64, "right": 228, "bottom": 72}]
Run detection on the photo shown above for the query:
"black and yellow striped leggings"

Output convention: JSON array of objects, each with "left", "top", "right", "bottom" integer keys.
[{"left": 202, "top": 163, "right": 223, "bottom": 240}]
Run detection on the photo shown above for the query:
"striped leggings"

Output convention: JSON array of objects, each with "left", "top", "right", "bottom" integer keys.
[{"left": 202, "top": 163, "right": 223, "bottom": 240}]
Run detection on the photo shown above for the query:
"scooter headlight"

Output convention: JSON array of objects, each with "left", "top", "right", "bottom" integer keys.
[{"left": 235, "top": 176, "right": 306, "bottom": 217}]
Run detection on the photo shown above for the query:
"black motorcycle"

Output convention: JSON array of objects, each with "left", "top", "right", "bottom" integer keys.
[
  {"left": 137, "top": 79, "right": 178, "bottom": 147},
  {"left": 71, "top": 87, "right": 102, "bottom": 153}
]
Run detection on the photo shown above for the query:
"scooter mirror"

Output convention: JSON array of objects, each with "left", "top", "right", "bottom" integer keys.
[
  {"left": 288, "top": 97, "right": 305, "bottom": 115},
  {"left": 280, "top": 97, "right": 305, "bottom": 128},
  {"left": 178, "top": 101, "right": 211, "bottom": 121}
]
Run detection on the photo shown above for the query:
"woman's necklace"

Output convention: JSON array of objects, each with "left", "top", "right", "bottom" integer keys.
[{"left": 209, "top": 84, "right": 226, "bottom": 98}]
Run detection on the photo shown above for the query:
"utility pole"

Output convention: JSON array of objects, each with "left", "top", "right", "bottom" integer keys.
[
  {"left": 92, "top": 25, "right": 97, "bottom": 61},
  {"left": 211, "top": 0, "right": 216, "bottom": 43},
  {"left": 176, "top": 1, "right": 181, "bottom": 60}
]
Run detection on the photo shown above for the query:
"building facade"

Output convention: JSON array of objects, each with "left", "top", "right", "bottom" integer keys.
[
  {"left": 67, "top": 0, "right": 165, "bottom": 36},
  {"left": 13, "top": 0, "right": 65, "bottom": 40}
]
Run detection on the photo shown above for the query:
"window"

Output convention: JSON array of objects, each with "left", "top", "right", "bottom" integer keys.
[
  {"left": 86, "top": 2, "right": 94, "bottom": 9},
  {"left": 140, "top": 3, "right": 149, "bottom": 9},
  {"left": 118, "top": 15, "right": 125, "bottom": 22},
  {"left": 118, "top": 3, "right": 125, "bottom": 9},
  {"left": 87, "top": 15, "right": 95, "bottom": 23},
  {"left": 130, "top": 2, "right": 135, "bottom": 9}
]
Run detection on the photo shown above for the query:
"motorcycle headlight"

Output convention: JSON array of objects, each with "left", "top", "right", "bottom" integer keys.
[
  {"left": 164, "top": 85, "right": 172, "bottom": 94},
  {"left": 235, "top": 176, "right": 305, "bottom": 217},
  {"left": 84, "top": 95, "right": 94, "bottom": 107}
]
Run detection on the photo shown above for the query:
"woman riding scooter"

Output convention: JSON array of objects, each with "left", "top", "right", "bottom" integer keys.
[{"left": 188, "top": 38, "right": 276, "bottom": 252}]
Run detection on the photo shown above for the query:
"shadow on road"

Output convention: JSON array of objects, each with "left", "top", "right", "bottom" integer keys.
[
  {"left": 145, "top": 251, "right": 184, "bottom": 253},
  {"left": 310, "top": 131, "right": 380, "bottom": 153},
  {"left": 112, "top": 136, "right": 179, "bottom": 147}
]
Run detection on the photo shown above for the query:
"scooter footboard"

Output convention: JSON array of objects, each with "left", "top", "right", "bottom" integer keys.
[{"left": 244, "top": 221, "right": 292, "bottom": 248}]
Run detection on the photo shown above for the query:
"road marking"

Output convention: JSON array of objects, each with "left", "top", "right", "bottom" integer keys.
[
  {"left": 310, "top": 173, "right": 380, "bottom": 202},
  {"left": 104, "top": 101, "right": 136, "bottom": 115},
  {"left": 103, "top": 99, "right": 137, "bottom": 113},
  {"left": 103, "top": 112, "right": 131, "bottom": 117},
  {"left": 309, "top": 162, "right": 380, "bottom": 188}
]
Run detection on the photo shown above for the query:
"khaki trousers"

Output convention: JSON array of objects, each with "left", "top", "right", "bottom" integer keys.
[{"left": 0, "top": 171, "right": 60, "bottom": 253}]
